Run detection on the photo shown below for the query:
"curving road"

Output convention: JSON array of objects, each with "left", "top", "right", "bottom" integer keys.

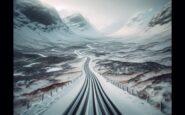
[{"left": 63, "top": 57, "right": 122, "bottom": 115}]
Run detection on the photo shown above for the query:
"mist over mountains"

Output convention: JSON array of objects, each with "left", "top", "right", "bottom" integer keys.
[
  {"left": 111, "top": 1, "right": 171, "bottom": 42},
  {"left": 13, "top": 0, "right": 171, "bottom": 115},
  {"left": 14, "top": 0, "right": 98, "bottom": 50}
]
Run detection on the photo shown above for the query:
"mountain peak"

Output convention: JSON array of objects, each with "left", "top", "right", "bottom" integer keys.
[{"left": 61, "top": 12, "right": 102, "bottom": 37}]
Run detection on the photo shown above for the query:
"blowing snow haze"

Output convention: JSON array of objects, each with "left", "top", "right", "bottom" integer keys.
[
  {"left": 14, "top": 0, "right": 172, "bottom": 115},
  {"left": 39, "top": 0, "right": 170, "bottom": 33}
]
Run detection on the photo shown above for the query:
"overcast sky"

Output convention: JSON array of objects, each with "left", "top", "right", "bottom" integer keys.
[{"left": 40, "top": 0, "right": 170, "bottom": 33}]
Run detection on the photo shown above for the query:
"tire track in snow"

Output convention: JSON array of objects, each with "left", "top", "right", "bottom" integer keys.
[{"left": 63, "top": 57, "right": 122, "bottom": 115}]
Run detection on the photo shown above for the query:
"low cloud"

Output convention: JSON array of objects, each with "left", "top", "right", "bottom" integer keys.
[{"left": 110, "top": 1, "right": 171, "bottom": 42}]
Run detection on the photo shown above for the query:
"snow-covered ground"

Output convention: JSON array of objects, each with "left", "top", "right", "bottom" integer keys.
[
  {"left": 89, "top": 57, "right": 164, "bottom": 115},
  {"left": 15, "top": 56, "right": 166, "bottom": 115},
  {"left": 25, "top": 72, "right": 85, "bottom": 115},
  {"left": 14, "top": 57, "right": 86, "bottom": 115},
  {"left": 41, "top": 58, "right": 87, "bottom": 115},
  {"left": 92, "top": 58, "right": 171, "bottom": 115}
]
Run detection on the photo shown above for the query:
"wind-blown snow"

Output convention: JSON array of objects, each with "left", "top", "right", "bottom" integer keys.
[
  {"left": 46, "top": 67, "right": 62, "bottom": 73},
  {"left": 110, "top": 1, "right": 171, "bottom": 43}
]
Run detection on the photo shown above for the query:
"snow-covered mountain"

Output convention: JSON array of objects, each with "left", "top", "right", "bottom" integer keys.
[
  {"left": 14, "top": 0, "right": 89, "bottom": 50},
  {"left": 149, "top": 1, "right": 171, "bottom": 27},
  {"left": 13, "top": 1, "right": 171, "bottom": 115},
  {"left": 14, "top": 0, "right": 63, "bottom": 26},
  {"left": 111, "top": 1, "right": 171, "bottom": 42},
  {"left": 62, "top": 13, "right": 102, "bottom": 37}
]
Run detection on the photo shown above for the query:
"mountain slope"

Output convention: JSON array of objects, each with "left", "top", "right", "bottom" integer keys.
[
  {"left": 110, "top": 1, "right": 171, "bottom": 42},
  {"left": 14, "top": 0, "right": 88, "bottom": 50},
  {"left": 63, "top": 13, "right": 102, "bottom": 37},
  {"left": 149, "top": 1, "right": 171, "bottom": 27}
]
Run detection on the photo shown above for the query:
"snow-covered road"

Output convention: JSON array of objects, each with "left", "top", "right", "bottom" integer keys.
[
  {"left": 63, "top": 57, "right": 122, "bottom": 115},
  {"left": 42, "top": 57, "right": 164, "bottom": 115}
]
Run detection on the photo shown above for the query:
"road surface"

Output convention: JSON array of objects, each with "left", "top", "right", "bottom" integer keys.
[{"left": 63, "top": 57, "right": 122, "bottom": 115}]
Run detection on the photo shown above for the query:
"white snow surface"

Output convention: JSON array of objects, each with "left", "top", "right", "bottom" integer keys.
[
  {"left": 42, "top": 58, "right": 86, "bottom": 115},
  {"left": 29, "top": 56, "right": 165, "bottom": 115},
  {"left": 20, "top": 76, "right": 84, "bottom": 115},
  {"left": 23, "top": 62, "right": 41, "bottom": 67},
  {"left": 89, "top": 57, "right": 164, "bottom": 115},
  {"left": 17, "top": 56, "right": 165, "bottom": 115},
  {"left": 46, "top": 67, "right": 63, "bottom": 72},
  {"left": 14, "top": 72, "right": 25, "bottom": 76},
  {"left": 17, "top": 59, "right": 86, "bottom": 115}
]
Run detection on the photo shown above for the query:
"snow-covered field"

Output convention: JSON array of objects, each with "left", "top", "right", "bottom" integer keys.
[
  {"left": 14, "top": 57, "right": 85, "bottom": 115},
  {"left": 91, "top": 58, "right": 171, "bottom": 115},
  {"left": 90, "top": 57, "right": 165, "bottom": 115}
]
